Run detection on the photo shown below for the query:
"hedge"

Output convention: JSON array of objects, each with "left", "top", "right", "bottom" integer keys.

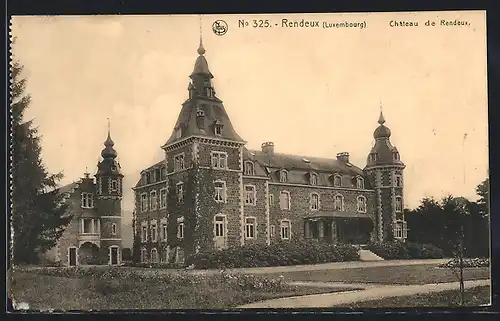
[
  {"left": 439, "top": 257, "right": 490, "bottom": 268},
  {"left": 186, "top": 241, "right": 360, "bottom": 269},
  {"left": 367, "top": 241, "right": 444, "bottom": 260}
]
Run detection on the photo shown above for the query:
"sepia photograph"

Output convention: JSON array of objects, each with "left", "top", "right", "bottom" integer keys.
[{"left": 8, "top": 11, "right": 490, "bottom": 310}]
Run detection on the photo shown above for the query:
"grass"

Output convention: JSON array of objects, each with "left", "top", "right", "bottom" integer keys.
[
  {"left": 9, "top": 270, "right": 354, "bottom": 310},
  {"left": 347, "top": 285, "right": 491, "bottom": 308},
  {"left": 266, "top": 264, "right": 490, "bottom": 285}
]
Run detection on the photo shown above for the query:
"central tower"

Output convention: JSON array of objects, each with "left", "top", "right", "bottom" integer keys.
[{"left": 161, "top": 38, "right": 246, "bottom": 258}]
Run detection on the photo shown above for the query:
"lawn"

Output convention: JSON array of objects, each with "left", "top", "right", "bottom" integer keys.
[
  {"left": 346, "top": 285, "right": 491, "bottom": 308},
  {"left": 9, "top": 270, "right": 357, "bottom": 310},
  {"left": 267, "top": 264, "right": 490, "bottom": 285}
]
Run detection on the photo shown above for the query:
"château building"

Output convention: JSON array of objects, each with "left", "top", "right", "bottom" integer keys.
[
  {"left": 132, "top": 38, "right": 407, "bottom": 264},
  {"left": 42, "top": 125, "right": 124, "bottom": 266}
]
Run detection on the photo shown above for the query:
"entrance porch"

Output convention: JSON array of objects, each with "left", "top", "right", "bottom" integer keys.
[{"left": 304, "top": 211, "right": 374, "bottom": 245}]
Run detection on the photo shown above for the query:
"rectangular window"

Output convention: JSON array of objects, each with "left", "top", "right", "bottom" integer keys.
[
  {"left": 215, "top": 216, "right": 225, "bottom": 237},
  {"left": 310, "top": 194, "right": 319, "bottom": 210},
  {"left": 245, "top": 185, "right": 256, "bottom": 205},
  {"left": 141, "top": 173, "right": 146, "bottom": 185},
  {"left": 333, "top": 175, "right": 342, "bottom": 187},
  {"left": 177, "top": 183, "right": 184, "bottom": 202},
  {"left": 152, "top": 170, "right": 156, "bottom": 183},
  {"left": 141, "top": 193, "right": 148, "bottom": 212},
  {"left": 111, "top": 223, "right": 117, "bottom": 235},
  {"left": 146, "top": 172, "right": 151, "bottom": 184},
  {"left": 214, "top": 181, "right": 226, "bottom": 203},
  {"left": 211, "top": 152, "right": 227, "bottom": 169},
  {"left": 395, "top": 197, "right": 403, "bottom": 212},
  {"left": 174, "top": 154, "right": 185, "bottom": 172},
  {"left": 177, "top": 222, "right": 184, "bottom": 239},
  {"left": 395, "top": 175, "right": 402, "bottom": 187},
  {"left": 394, "top": 222, "right": 403, "bottom": 239},
  {"left": 244, "top": 162, "right": 255, "bottom": 176},
  {"left": 150, "top": 191, "right": 157, "bottom": 211},
  {"left": 111, "top": 180, "right": 118, "bottom": 191},
  {"left": 269, "top": 194, "right": 274, "bottom": 206},
  {"left": 160, "top": 167, "right": 166, "bottom": 180},
  {"left": 160, "top": 188, "right": 167, "bottom": 209},
  {"left": 215, "top": 125, "right": 222, "bottom": 136},
  {"left": 245, "top": 217, "right": 256, "bottom": 239},
  {"left": 82, "top": 219, "right": 93, "bottom": 234},
  {"left": 155, "top": 169, "right": 160, "bottom": 182},
  {"left": 81, "top": 193, "right": 94, "bottom": 208},
  {"left": 270, "top": 225, "right": 275, "bottom": 238},
  {"left": 280, "top": 221, "right": 291, "bottom": 240},
  {"left": 151, "top": 249, "right": 158, "bottom": 263},
  {"left": 142, "top": 226, "right": 148, "bottom": 242},
  {"left": 151, "top": 224, "right": 157, "bottom": 242},
  {"left": 334, "top": 195, "right": 343, "bottom": 211},
  {"left": 279, "top": 191, "right": 290, "bottom": 210}
]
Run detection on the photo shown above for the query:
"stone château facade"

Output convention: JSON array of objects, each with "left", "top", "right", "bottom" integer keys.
[
  {"left": 133, "top": 39, "right": 407, "bottom": 264},
  {"left": 42, "top": 125, "right": 124, "bottom": 266}
]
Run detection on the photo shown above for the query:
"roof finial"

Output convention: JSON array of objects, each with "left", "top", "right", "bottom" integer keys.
[
  {"left": 197, "top": 16, "right": 206, "bottom": 55},
  {"left": 107, "top": 117, "right": 111, "bottom": 135},
  {"left": 378, "top": 102, "right": 386, "bottom": 125}
]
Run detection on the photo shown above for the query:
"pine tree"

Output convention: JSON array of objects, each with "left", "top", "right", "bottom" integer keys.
[{"left": 10, "top": 59, "right": 72, "bottom": 264}]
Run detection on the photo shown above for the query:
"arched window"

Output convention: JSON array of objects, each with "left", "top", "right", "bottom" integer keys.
[
  {"left": 357, "top": 196, "right": 367, "bottom": 213},
  {"left": 151, "top": 248, "right": 158, "bottom": 263},
  {"left": 333, "top": 174, "right": 342, "bottom": 187},
  {"left": 280, "top": 170, "right": 288, "bottom": 183},
  {"left": 244, "top": 161, "right": 255, "bottom": 176},
  {"left": 310, "top": 173, "right": 318, "bottom": 185},
  {"left": 356, "top": 177, "right": 365, "bottom": 189},
  {"left": 334, "top": 194, "right": 344, "bottom": 211}
]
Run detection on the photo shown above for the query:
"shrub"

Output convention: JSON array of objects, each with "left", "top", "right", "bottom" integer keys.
[
  {"left": 368, "top": 241, "right": 444, "bottom": 260},
  {"left": 439, "top": 257, "right": 490, "bottom": 268},
  {"left": 186, "top": 241, "right": 360, "bottom": 269}
]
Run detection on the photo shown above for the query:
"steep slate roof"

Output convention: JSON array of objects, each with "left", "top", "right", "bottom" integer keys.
[
  {"left": 57, "top": 181, "right": 79, "bottom": 195},
  {"left": 164, "top": 100, "right": 244, "bottom": 146},
  {"left": 244, "top": 148, "right": 367, "bottom": 187},
  {"left": 135, "top": 159, "right": 165, "bottom": 188}
]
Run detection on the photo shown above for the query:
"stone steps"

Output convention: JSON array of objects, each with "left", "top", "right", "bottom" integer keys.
[{"left": 358, "top": 249, "right": 384, "bottom": 261}]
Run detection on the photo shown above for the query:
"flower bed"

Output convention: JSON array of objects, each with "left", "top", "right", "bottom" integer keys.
[
  {"left": 367, "top": 241, "right": 444, "bottom": 260},
  {"left": 438, "top": 258, "right": 490, "bottom": 269},
  {"left": 186, "top": 241, "right": 360, "bottom": 269}
]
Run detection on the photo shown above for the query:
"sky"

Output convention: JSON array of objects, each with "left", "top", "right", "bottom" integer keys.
[{"left": 11, "top": 11, "right": 488, "bottom": 224}]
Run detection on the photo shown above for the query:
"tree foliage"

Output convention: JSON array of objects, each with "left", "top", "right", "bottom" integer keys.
[
  {"left": 11, "top": 60, "right": 72, "bottom": 264},
  {"left": 405, "top": 179, "right": 490, "bottom": 258}
]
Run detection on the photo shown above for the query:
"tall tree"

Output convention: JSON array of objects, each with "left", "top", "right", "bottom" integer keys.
[
  {"left": 476, "top": 178, "right": 489, "bottom": 217},
  {"left": 11, "top": 59, "right": 72, "bottom": 264}
]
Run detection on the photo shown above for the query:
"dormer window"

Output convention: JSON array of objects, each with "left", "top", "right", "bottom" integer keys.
[
  {"left": 175, "top": 127, "right": 182, "bottom": 139},
  {"left": 370, "top": 153, "right": 378, "bottom": 162},
  {"left": 310, "top": 173, "right": 318, "bottom": 186},
  {"left": 214, "top": 124, "right": 222, "bottom": 136},
  {"left": 197, "top": 109, "right": 205, "bottom": 117},
  {"left": 81, "top": 192, "right": 94, "bottom": 208},
  {"left": 393, "top": 151, "right": 400, "bottom": 161},
  {"left": 333, "top": 174, "right": 342, "bottom": 187},
  {"left": 280, "top": 170, "right": 288, "bottom": 183},
  {"left": 356, "top": 177, "right": 364, "bottom": 189},
  {"left": 244, "top": 161, "right": 255, "bottom": 176}
]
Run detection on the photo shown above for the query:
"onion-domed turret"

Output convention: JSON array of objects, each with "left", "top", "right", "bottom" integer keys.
[
  {"left": 373, "top": 110, "right": 392, "bottom": 139},
  {"left": 101, "top": 128, "right": 117, "bottom": 159}
]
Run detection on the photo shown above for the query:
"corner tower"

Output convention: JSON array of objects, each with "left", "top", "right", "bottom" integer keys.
[
  {"left": 95, "top": 121, "right": 123, "bottom": 264},
  {"left": 161, "top": 37, "right": 246, "bottom": 258},
  {"left": 364, "top": 110, "right": 406, "bottom": 242}
]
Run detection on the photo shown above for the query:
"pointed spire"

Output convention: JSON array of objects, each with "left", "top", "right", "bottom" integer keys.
[
  {"left": 104, "top": 118, "right": 114, "bottom": 147},
  {"left": 378, "top": 103, "right": 386, "bottom": 125},
  {"left": 197, "top": 16, "right": 206, "bottom": 55},
  {"left": 101, "top": 118, "right": 117, "bottom": 159}
]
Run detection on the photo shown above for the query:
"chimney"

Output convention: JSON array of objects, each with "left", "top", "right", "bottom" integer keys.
[
  {"left": 336, "top": 152, "right": 350, "bottom": 163},
  {"left": 261, "top": 142, "right": 275, "bottom": 154}
]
